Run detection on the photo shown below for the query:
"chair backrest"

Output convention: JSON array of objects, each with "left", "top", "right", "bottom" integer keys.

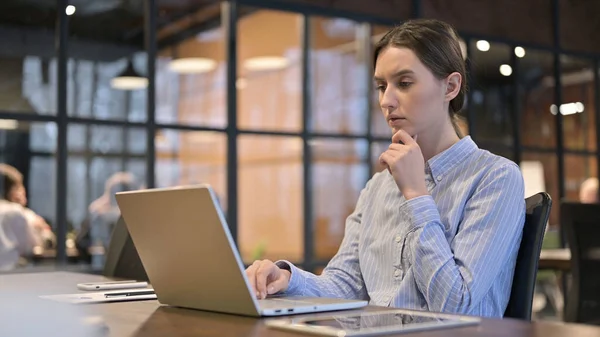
[
  {"left": 103, "top": 216, "right": 148, "bottom": 281},
  {"left": 561, "top": 201, "right": 600, "bottom": 324},
  {"left": 504, "top": 192, "right": 552, "bottom": 320}
]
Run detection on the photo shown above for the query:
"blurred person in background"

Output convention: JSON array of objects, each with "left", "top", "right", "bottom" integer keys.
[
  {"left": 0, "top": 164, "right": 55, "bottom": 245},
  {"left": 77, "top": 172, "right": 143, "bottom": 267},
  {"left": 0, "top": 164, "right": 52, "bottom": 270},
  {"left": 579, "top": 177, "right": 598, "bottom": 204}
]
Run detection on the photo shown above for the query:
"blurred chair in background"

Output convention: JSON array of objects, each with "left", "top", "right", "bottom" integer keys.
[
  {"left": 532, "top": 228, "right": 564, "bottom": 320},
  {"left": 562, "top": 201, "right": 600, "bottom": 325}
]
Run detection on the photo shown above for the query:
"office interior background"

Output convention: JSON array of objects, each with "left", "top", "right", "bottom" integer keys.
[{"left": 0, "top": 0, "right": 599, "bottom": 273}]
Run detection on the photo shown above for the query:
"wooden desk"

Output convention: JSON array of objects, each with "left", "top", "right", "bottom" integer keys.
[
  {"left": 539, "top": 248, "right": 571, "bottom": 271},
  {"left": 1, "top": 271, "right": 599, "bottom": 337}
]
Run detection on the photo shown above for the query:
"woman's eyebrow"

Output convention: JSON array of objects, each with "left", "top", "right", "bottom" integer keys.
[{"left": 373, "top": 69, "right": 415, "bottom": 82}]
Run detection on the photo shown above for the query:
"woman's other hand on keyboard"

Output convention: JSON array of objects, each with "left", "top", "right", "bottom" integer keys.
[{"left": 245, "top": 260, "right": 291, "bottom": 300}]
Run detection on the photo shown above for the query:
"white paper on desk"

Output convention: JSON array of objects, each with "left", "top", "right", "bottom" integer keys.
[{"left": 39, "top": 288, "right": 157, "bottom": 304}]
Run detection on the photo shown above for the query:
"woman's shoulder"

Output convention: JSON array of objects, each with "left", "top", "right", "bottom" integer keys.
[
  {"left": 470, "top": 148, "right": 523, "bottom": 181},
  {"left": 0, "top": 201, "right": 29, "bottom": 224},
  {"left": 0, "top": 200, "right": 26, "bottom": 214}
]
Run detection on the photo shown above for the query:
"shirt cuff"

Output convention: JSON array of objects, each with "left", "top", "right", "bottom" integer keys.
[
  {"left": 275, "top": 260, "right": 303, "bottom": 295},
  {"left": 399, "top": 195, "right": 443, "bottom": 233}
]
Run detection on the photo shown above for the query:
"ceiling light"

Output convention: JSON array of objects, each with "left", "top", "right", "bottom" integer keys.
[
  {"left": 65, "top": 5, "right": 76, "bottom": 16},
  {"left": 559, "top": 102, "right": 584, "bottom": 115},
  {"left": 0, "top": 119, "right": 18, "bottom": 130},
  {"left": 111, "top": 61, "right": 148, "bottom": 90},
  {"left": 476, "top": 40, "right": 490, "bottom": 52},
  {"left": 243, "top": 56, "right": 289, "bottom": 72},
  {"left": 499, "top": 64, "right": 512, "bottom": 76},
  {"left": 168, "top": 58, "right": 217, "bottom": 74},
  {"left": 514, "top": 46, "right": 526, "bottom": 58},
  {"left": 111, "top": 76, "right": 148, "bottom": 90},
  {"left": 560, "top": 104, "right": 575, "bottom": 115},
  {"left": 550, "top": 102, "right": 585, "bottom": 115}
]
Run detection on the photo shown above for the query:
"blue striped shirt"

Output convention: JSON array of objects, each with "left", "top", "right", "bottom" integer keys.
[{"left": 278, "top": 136, "right": 526, "bottom": 317}]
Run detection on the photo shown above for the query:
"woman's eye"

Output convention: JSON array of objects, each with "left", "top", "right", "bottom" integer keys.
[
  {"left": 398, "top": 82, "right": 412, "bottom": 88},
  {"left": 376, "top": 85, "right": 386, "bottom": 92}
]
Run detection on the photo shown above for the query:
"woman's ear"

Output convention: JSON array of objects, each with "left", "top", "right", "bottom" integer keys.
[{"left": 444, "top": 72, "right": 462, "bottom": 102}]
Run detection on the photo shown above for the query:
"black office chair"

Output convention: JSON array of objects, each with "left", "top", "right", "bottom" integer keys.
[
  {"left": 562, "top": 202, "right": 600, "bottom": 324},
  {"left": 504, "top": 192, "right": 552, "bottom": 320}
]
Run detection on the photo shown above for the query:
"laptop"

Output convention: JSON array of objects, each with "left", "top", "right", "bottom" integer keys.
[
  {"left": 103, "top": 216, "right": 149, "bottom": 282},
  {"left": 114, "top": 184, "right": 368, "bottom": 317}
]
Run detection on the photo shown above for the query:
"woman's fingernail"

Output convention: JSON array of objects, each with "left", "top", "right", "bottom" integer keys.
[{"left": 268, "top": 286, "right": 274, "bottom": 294}]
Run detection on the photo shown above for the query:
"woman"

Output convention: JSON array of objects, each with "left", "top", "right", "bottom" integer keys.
[{"left": 245, "top": 19, "right": 525, "bottom": 318}]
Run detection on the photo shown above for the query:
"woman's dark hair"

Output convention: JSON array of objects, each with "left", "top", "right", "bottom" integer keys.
[
  {"left": 374, "top": 19, "right": 467, "bottom": 137},
  {"left": 0, "top": 164, "right": 23, "bottom": 200}
]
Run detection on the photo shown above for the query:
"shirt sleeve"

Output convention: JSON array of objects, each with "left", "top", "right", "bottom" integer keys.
[
  {"left": 400, "top": 163, "right": 526, "bottom": 314},
  {"left": 274, "top": 178, "right": 375, "bottom": 300}
]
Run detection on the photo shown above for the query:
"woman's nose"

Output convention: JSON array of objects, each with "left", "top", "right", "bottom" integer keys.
[{"left": 380, "top": 89, "right": 398, "bottom": 111}]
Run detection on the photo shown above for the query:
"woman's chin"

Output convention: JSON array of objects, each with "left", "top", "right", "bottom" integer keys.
[{"left": 391, "top": 127, "right": 410, "bottom": 135}]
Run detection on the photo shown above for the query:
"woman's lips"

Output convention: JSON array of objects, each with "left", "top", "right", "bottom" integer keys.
[{"left": 388, "top": 118, "right": 406, "bottom": 127}]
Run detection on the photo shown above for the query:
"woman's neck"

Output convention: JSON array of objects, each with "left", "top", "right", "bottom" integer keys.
[{"left": 416, "top": 124, "right": 461, "bottom": 162}]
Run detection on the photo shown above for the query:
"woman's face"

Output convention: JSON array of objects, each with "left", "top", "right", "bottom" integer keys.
[
  {"left": 8, "top": 183, "right": 27, "bottom": 206},
  {"left": 374, "top": 46, "right": 451, "bottom": 138}
]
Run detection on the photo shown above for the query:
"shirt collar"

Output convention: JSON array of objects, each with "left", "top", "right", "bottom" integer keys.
[{"left": 425, "top": 136, "right": 478, "bottom": 182}]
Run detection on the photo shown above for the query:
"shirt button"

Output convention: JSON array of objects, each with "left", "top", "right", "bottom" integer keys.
[
  {"left": 384, "top": 295, "right": 391, "bottom": 303},
  {"left": 437, "top": 175, "right": 443, "bottom": 181},
  {"left": 395, "top": 236, "right": 402, "bottom": 243},
  {"left": 394, "top": 269, "right": 401, "bottom": 277}
]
